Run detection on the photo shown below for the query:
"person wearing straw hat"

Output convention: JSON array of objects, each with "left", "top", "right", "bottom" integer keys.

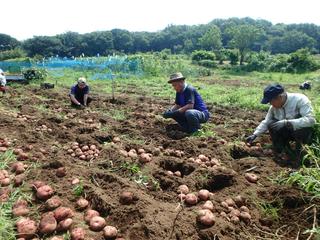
[
  {"left": 162, "top": 72, "right": 210, "bottom": 134},
  {"left": 69, "top": 77, "right": 91, "bottom": 107},
  {"left": 246, "top": 83, "right": 316, "bottom": 166},
  {"left": 0, "top": 69, "right": 7, "bottom": 94}
]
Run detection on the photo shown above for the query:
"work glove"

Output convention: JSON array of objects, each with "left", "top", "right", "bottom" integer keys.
[
  {"left": 246, "top": 134, "right": 257, "bottom": 145},
  {"left": 163, "top": 110, "right": 179, "bottom": 119},
  {"left": 269, "top": 120, "right": 292, "bottom": 132}
]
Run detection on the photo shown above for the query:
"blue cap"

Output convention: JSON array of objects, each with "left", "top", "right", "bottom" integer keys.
[{"left": 261, "top": 84, "right": 284, "bottom": 104}]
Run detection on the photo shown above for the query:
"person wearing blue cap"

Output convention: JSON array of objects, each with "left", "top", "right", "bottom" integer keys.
[
  {"left": 162, "top": 72, "right": 210, "bottom": 134},
  {"left": 246, "top": 83, "right": 316, "bottom": 165}
]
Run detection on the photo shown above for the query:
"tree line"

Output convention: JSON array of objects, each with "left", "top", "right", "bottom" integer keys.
[{"left": 1, "top": 17, "right": 320, "bottom": 61}]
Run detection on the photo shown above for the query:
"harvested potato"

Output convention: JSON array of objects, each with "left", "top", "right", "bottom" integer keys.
[
  {"left": 11, "top": 162, "right": 26, "bottom": 174},
  {"left": 32, "top": 180, "right": 45, "bottom": 190},
  {"left": 84, "top": 209, "right": 100, "bottom": 223},
  {"left": 239, "top": 211, "right": 251, "bottom": 223},
  {"left": 45, "top": 196, "right": 62, "bottom": 210},
  {"left": 221, "top": 201, "right": 229, "bottom": 209},
  {"left": 230, "top": 209, "right": 241, "bottom": 217},
  {"left": 39, "top": 212, "right": 57, "bottom": 234},
  {"left": 177, "top": 193, "right": 186, "bottom": 201},
  {"left": 177, "top": 185, "right": 189, "bottom": 194},
  {"left": 245, "top": 173, "right": 259, "bottom": 183},
  {"left": 234, "top": 195, "right": 245, "bottom": 207},
  {"left": 119, "top": 191, "right": 134, "bottom": 205},
  {"left": 230, "top": 215, "right": 240, "bottom": 224},
  {"left": 54, "top": 207, "right": 74, "bottom": 222},
  {"left": 185, "top": 193, "right": 198, "bottom": 205},
  {"left": 240, "top": 206, "right": 250, "bottom": 213},
  {"left": 57, "top": 218, "right": 73, "bottom": 232},
  {"left": 13, "top": 200, "right": 29, "bottom": 217},
  {"left": 225, "top": 198, "right": 236, "bottom": 207},
  {"left": 103, "top": 226, "right": 118, "bottom": 239},
  {"left": 202, "top": 200, "right": 214, "bottom": 211},
  {"left": 198, "top": 189, "right": 210, "bottom": 201},
  {"left": 71, "top": 227, "right": 86, "bottom": 240},
  {"left": 14, "top": 174, "right": 25, "bottom": 186},
  {"left": 89, "top": 216, "right": 106, "bottom": 231},
  {"left": 139, "top": 153, "right": 152, "bottom": 163},
  {"left": 197, "top": 209, "right": 215, "bottom": 226},
  {"left": 76, "top": 198, "right": 89, "bottom": 210},
  {"left": 56, "top": 167, "right": 67, "bottom": 177},
  {"left": 16, "top": 218, "right": 37, "bottom": 239},
  {"left": 36, "top": 185, "right": 54, "bottom": 200}
]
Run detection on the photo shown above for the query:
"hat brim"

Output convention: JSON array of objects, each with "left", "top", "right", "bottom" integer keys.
[
  {"left": 261, "top": 97, "right": 271, "bottom": 104},
  {"left": 167, "top": 77, "right": 185, "bottom": 83}
]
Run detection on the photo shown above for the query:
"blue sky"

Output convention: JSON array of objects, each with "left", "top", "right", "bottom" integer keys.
[{"left": 2, "top": 0, "right": 319, "bottom": 40}]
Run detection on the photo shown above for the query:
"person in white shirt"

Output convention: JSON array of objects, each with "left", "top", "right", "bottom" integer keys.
[
  {"left": 0, "top": 69, "right": 6, "bottom": 94},
  {"left": 246, "top": 84, "right": 316, "bottom": 164}
]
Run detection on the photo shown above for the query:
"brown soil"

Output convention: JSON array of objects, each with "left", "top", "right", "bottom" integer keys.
[{"left": 0, "top": 86, "right": 318, "bottom": 240}]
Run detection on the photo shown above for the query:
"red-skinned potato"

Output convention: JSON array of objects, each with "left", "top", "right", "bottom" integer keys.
[
  {"left": 197, "top": 209, "right": 215, "bottom": 226},
  {"left": 230, "top": 209, "right": 241, "bottom": 217},
  {"left": 139, "top": 153, "right": 151, "bottom": 163},
  {"left": 245, "top": 173, "right": 259, "bottom": 183},
  {"left": 0, "top": 146, "right": 7, "bottom": 152},
  {"left": 234, "top": 195, "right": 245, "bottom": 207},
  {"left": 240, "top": 206, "right": 250, "bottom": 213},
  {"left": 239, "top": 211, "right": 251, "bottom": 223},
  {"left": 32, "top": 180, "right": 45, "bottom": 190},
  {"left": 11, "top": 162, "right": 26, "bottom": 174},
  {"left": 225, "top": 198, "right": 236, "bottom": 207},
  {"left": 198, "top": 189, "right": 210, "bottom": 201},
  {"left": 119, "top": 191, "right": 134, "bottom": 205},
  {"left": 81, "top": 145, "right": 89, "bottom": 152},
  {"left": 56, "top": 167, "right": 67, "bottom": 177},
  {"left": 174, "top": 171, "right": 181, "bottom": 177},
  {"left": 103, "top": 226, "right": 118, "bottom": 239},
  {"left": 221, "top": 201, "right": 229, "bottom": 209},
  {"left": 230, "top": 215, "right": 240, "bottom": 224},
  {"left": 177, "top": 185, "right": 189, "bottom": 194},
  {"left": 57, "top": 218, "right": 73, "bottom": 232},
  {"left": 13, "top": 148, "right": 24, "bottom": 155},
  {"left": 1, "top": 177, "right": 10, "bottom": 186},
  {"left": 13, "top": 200, "right": 29, "bottom": 217},
  {"left": 71, "top": 227, "right": 86, "bottom": 240},
  {"left": 185, "top": 193, "right": 198, "bottom": 205},
  {"left": 202, "top": 200, "right": 214, "bottom": 211},
  {"left": 18, "top": 152, "right": 29, "bottom": 161},
  {"left": 45, "top": 196, "right": 62, "bottom": 210},
  {"left": 39, "top": 212, "right": 57, "bottom": 234},
  {"left": 36, "top": 185, "right": 54, "bottom": 200},
  {"left": 71, "top": 178, "right": 80, "bottom": 185},
  {"left": 14, "top": 174, "right": 25, "bottom": 186},
  {"left": 16, "top": 218, "right": 37, "bottom": 239},
  {"left": 54, "top": 207, "right": 74, "bottom": 222},
  {"left": 89, "top": 216, "right": 106, "bottom": 231},
  {"left": 84, "top": 209, "right": 100, "bottom": 223},
  {"left": 76, "top": 198, "right": 89, "bottom": 210}
]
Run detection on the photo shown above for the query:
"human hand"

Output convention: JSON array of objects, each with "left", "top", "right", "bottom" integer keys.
[{"left": 246, "top": 134, "right": 257, "bottom": 145}]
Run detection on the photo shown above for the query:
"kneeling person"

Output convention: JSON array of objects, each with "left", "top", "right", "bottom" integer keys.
[
  {"left": 247, "top": 84, "right": 316, "bottom": 164},
  {"left": 163, "top": 72, "right": 210, "bottom": 133},
  {"left": 69, "top": 77, "right": 91, "bottom": 107}
]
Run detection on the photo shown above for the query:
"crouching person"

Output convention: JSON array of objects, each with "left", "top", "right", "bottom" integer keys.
[
  {"left": 69, "top": 77, "right": 92, "bottom": 108},
  {"left": 0, "top": 69, "right": 7, "bottom": 94},
  {"left": 162, "top": 72, "right": 210, "bottom": 134},
  {"left": 246, "top": 84, "right": 316, "bottom": 166}
]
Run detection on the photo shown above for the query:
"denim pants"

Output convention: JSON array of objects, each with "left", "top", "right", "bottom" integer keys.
[{"left": 171, "top": 109, "right": 209, "bottom": 133}]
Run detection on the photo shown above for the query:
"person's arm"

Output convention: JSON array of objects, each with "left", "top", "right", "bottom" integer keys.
[
  {"left": 253, "top": 107, "right": 274, "bottom": 137},
  {"left": 178, "top": 103, "right": 194, "bottom": 113},
  {"left": 84, "top": 94, "right": 88, "bottom": 106},
  {"left": 287, "top": 96, "right": 316, "bottom": 130},
  {"left": 171, "top": 104, "right": 180, "bottom": 111},
  {"left": 70, "top": 94, "right": 81, "bottom": 106}
]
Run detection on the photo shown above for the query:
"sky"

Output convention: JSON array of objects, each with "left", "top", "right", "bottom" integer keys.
[{"left": 2, "top": 0, "right": 320, "bottom": 40}]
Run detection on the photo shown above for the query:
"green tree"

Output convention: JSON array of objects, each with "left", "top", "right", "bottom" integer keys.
[
  {"left": 22, "top": 36, "right": 63, "bottom": 57},
  {"left": 198, "top": 25, "right": 222, "bottom": 51},
  {"left": 0, "top": 33, "right": 20, "bottom": 51},
  {"left": 227, "top": 24, "right": 264, "bottom": 65}
]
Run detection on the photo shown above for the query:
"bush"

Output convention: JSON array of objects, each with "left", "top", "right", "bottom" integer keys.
[
  {"left": 268, "top": 54, "right": 289, "bottom": 72},
  {"left": 23, "top": 68, "right": 48, "bottom": 81},
  {"left": 191, "top": 50, "right": 215, "bottom": 62},
  {"left": 286, "top": 49, "right": 319, "bottom": 73},
  {"left": 246, "top": 51, "right": 272, "bottom": 72},
  {"left": 0, "top": 48, "right": 26, "bottom": 61},
  {"left": 227, "top": 49, "right": 239, "bottom": 65},
  {"left": 198, "top": 60, "right": 217, "bottom": 68}
]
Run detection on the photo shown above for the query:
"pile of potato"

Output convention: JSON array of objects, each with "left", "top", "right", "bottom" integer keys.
[
  {"left": 0, "top": 161, "right": 28, "bottom": 188},
  {"left": 163, "top": 148, "right": 184, "bottom": 158},
  {"left": 189, "top": 154, "right": 221, "bottom": 168},
  {"left": 220, "top": 195, "right": 252, "bottom": 224},
  {"left": 35, "top": 124, "right": 53, "bottom": 133},
  {"left": 16, "top": 113, "right": 35, "bottom": 122},
  {"left": 66, "top": 142, "right": 100, "bottom": 161},
  {"left": 119, "top": 148, "right": 153, "bottom": 163}
]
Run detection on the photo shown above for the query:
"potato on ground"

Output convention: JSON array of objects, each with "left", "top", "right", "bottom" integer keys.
[
  {"left": 76, "top": 198, "right": 89, "bottom": 210},
  {"left": 84, "top": 209, "right": 100, "bottom": 223},
  {"left": 57, "top": 218, "right": 73, "bottom": 232},
  {"left": 54, "top": 207, "right": 74, "bottom": 222},
  {"left": 89, "top": 216, "right": 106, "bottom": 231},
  {"left": 119, "top": 191, "right": 134, "bottom": 204},
  {"left": 197, "top": 209, "right": 215, "bottom": 226},
  {"left": 71, "top": 227, "right": 86, "bottom": 240},
  {"left": 36, "top": 185, "right": 54, "bottom": 200},
  {"left": 39, "top": 212, "right": 57, "bottom": 234},
  {"left": 16, "top": 218, "right": 37, "bottom": 239},
  {"left": 45, "top": 196, "right": 62, "bottom": 210},
  {"left": 103, "top": 226, "right": 118, "bottom": 239}
]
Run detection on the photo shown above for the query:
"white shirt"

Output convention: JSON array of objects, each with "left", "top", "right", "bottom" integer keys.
[
  {"left": 254, "top": 92, "right": 316, "bottom": 136},
  {"left": 0, "top": 74, "right": 6, "bottom": 86}
]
